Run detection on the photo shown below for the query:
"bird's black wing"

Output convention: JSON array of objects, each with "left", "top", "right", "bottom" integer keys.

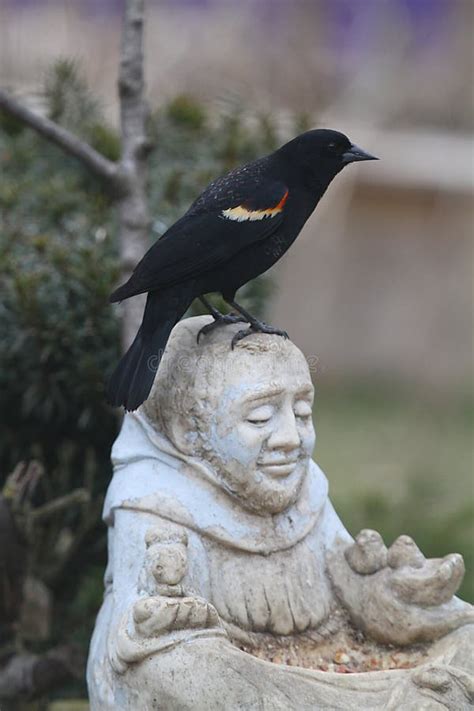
[{"left": 110, "top": 174, "right": 289, "bottom": 302}]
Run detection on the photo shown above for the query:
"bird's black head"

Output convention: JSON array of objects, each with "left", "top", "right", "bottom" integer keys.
[{"left": 277, "top": 128, "right": 378, "bottom": 190}]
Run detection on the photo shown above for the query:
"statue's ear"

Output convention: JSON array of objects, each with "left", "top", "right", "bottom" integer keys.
[{"left": 165, "top": 413, "right": 200, "bottom": 456}]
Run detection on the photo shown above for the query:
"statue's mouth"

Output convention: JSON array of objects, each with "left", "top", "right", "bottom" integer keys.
[{"left": 258, "top": 458, "right": 299, "bottom": 478}]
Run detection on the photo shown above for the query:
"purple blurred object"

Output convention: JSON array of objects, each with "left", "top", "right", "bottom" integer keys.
[
  {"left": 325, "top": 0, "right": 451, "bottom": 52},
  {"left": 5, "top": 0, "right": 454, "bottom": 43},
  {"left": 399, "top": 0, "right": 453, "bottom": 45},
  {"left": 6, "top": 0, "right": 210, "bottom": 9}
]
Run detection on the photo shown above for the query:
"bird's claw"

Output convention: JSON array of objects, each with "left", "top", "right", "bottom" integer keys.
[
  {"left": 197, "top": 313, "right": 248, "bottom": 343},
  {"left": 231, "top": 322, "right": 289, "bottom": 349}
]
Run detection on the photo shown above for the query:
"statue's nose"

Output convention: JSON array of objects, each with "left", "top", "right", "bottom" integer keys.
[{"left": 267, "top": 410, "right": 300, "bottom": 451}]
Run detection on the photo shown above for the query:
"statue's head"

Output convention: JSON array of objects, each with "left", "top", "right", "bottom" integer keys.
[{"left": 143, "top": 316, "right": 315, "bottom": 515}]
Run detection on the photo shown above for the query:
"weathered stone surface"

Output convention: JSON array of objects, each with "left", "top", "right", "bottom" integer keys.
[{"left": 87, "top": 316, "right": 473, "bottom": 710}]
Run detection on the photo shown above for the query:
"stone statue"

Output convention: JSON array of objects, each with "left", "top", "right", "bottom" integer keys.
[{"left": 87, "top": 316, "right": 473, "bottom": 710}]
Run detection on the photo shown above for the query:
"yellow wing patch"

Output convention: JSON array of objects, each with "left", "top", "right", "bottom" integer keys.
[{"left": 222, "top": 190, "right": 289, "bottom": 222}]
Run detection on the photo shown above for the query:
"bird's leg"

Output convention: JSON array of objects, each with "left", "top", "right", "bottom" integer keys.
[
  {"left": 199, "top": 295, "right": 224, "bottom": 320},
  {"left": 196, "top": 296, "right": 247, "bottom": 343},
  {"left": 226, "top": 300, "right": 289, "bottom": 349}
]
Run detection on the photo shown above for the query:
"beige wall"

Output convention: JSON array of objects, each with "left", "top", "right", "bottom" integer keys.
[{"left": 269, "top": 170, "right": 473, "bottom": 388}]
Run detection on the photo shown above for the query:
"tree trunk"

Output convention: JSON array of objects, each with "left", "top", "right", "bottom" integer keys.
[{"left": 117, "top": 0, "right": 150, "bottom": 349}]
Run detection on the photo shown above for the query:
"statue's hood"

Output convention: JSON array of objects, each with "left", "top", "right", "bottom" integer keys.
[{"left": 104, "top": 411, "right": 330, "bottom": 555}]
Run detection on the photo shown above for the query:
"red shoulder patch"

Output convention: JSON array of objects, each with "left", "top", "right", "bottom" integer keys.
[{"left": 222, "top": 189, "right": 289, "bottom": 222}]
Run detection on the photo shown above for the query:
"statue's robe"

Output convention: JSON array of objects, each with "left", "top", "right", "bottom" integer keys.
[
  {"left": 87, "top": 412, "right": 353, "bottom": 700},
  {"left": 87, "top": 412, "right": 471, "bottom": 711},
  {"left": 108, "top": 412, "right": 350, "bottom": 633}
]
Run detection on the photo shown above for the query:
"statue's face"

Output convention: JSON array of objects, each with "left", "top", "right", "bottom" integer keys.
[{"left": 205, "top": 351, "right": 315, "bottom": 514}]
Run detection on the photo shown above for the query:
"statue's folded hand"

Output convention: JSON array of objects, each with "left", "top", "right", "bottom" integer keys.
[
  {"left": 133, "top": 595, "right": 220, "bottom": 638},
  {"left": 121, "top": 524, "right": 222, "bottom": 639},
  {"left": 328, "top": 530, "right": 474, "bottom": 645}
]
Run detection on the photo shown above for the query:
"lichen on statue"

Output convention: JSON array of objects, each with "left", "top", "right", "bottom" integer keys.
[{"left": 87, "top": 316, "right": 473, "bottom": 711}]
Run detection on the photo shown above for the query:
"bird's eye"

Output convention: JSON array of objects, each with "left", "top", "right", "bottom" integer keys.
[{"left": 327, "top": 142, "right": 339, "bottom": 153}]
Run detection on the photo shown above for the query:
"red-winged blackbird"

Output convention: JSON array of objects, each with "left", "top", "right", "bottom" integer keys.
[{"left": 108, "top": 129, "right": 377, "bottom": 410}]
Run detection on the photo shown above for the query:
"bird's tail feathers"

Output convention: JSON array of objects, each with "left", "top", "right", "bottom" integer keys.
[
  {"left": 107, "top": 292, "right": 187, "bottom": 410},
  {"left": 109, "top": 280, "right": 139, "bottom": 303}
]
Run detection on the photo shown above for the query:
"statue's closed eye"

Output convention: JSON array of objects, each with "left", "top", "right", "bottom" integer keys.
[
  {"left": 294, "top": 401, "right": 312, "bottom": 419},
  {"left": 246, "top": 404, "right": 274, "bottom": 425}
]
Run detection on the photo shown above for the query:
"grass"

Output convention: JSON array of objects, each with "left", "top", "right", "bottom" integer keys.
[{"left": 313, "top": 381, "right": 474, "bottom": 602}]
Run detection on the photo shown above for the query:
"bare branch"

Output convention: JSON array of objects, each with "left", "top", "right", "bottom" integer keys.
[
  {"left": 45, "top": 494, "right": 104, "bottom": 588},
  {"left": 30, "top": 488, "right": 90, "bottom": 523},
  {"left": 0, "top": 89, "right": 120, "bottom": 186}
]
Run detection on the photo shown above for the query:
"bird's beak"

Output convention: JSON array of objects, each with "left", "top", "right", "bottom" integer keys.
[{"left": 342, "top": 144, "right": 379, "bottom": 164}]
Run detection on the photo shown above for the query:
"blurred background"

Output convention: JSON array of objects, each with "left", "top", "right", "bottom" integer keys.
[{"left": 0, "top": 0, "right": 473, "bottom": 707}]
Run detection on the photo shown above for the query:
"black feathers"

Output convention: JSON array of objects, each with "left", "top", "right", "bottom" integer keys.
[{"left": 107, "top": 129, "right": 377, "bottom": 410}]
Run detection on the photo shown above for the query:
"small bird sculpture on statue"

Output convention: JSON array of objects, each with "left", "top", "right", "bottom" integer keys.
[{"left": 108, "top": 128, "right": 377, "bottom": 410}]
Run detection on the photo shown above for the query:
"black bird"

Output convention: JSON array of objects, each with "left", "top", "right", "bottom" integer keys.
[{"left": 108, "top": 129, "right": 377, "bottom": 410}]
